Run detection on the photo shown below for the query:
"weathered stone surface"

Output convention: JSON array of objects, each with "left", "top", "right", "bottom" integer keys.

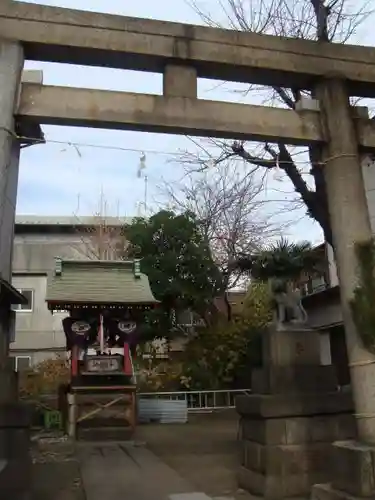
[
  {"left": 0, "top": 403, "right": 31, "bottom": 500},
  {"left": 252, "top": 365, "right": 338, "bottom": 394},
  {"left": 238, "top": 465, "right": 327, "bottom": 498},
  {"left": 262, "top": 327, "right": 321, "bottom": 367},
  {"left": 237, "top": 398, "right": 356, "bottom": 499},
  {"left": 312, "top": 483, "right": 362, "bottom": 500},
  {"left": 163, "top": 65, "right": 197, "bottom": 98},
  {"left": 242, "top": 441, "right": 331, "bottom": 475},
  {"left": 5, "top": 0, "right": 375, "bottom": 97},
  {"left": 19, "top": 84, "right": 326, "bottom": 146},
  {"left": 332, "top": 440, "right": 375, "bottom": 497},
  {"left": 0, "top": 365, "right": 19, "bottom": 404},
  {"left": 236, "top": 328, "right": 355, "bottom": 499},
  {"left": 241, "top": 417, "right": 288, "bottom": 445},
  {"left": 169, "top": 494, "right": 211, "bottom": 500},
  {"left": 310, "top": 414, "right": 356, "bottom": 443},
  {"left": 236, "top": 391, "right": 354, "bottom": 419},
  {"left": 238, "top": 414, "right": 356, "bottom": 498},
  {"left": 0, "top": 403, "right": 31, "bottom": 427}
]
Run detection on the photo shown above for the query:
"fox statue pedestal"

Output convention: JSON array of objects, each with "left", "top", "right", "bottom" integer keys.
[{"left": 236, "top": 326, "right": 356, "bottom": 499}]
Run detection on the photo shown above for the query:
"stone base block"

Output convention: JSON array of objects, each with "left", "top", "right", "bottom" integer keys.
[
  {"left": 238, "top": 415, "right": 356, "bottom": 498},
  {"left": 242, "top": 440, "right": 331, "bottom": 474},
  {"left": 237, "top": 391, "right": 356, "bottom": 499},
  {"left": 311, "top": 440, "right": 375, "bottom": 500},
  {"left": 239, "top": 465, "right": 327, "bottom": 499},
  {"left": 241, "top": 414, "right": 356, "bottom": 447},
  {"left": 252, "top": 365, "right": 338, "bottom": 394},
  {"left": 312, "top": 483, "right": 361, "bottom": 500},
  {"left": 239, "top": 441, "right": 344, "bottom": 498},
  {"left": 0, "top": 403, "right": 31, "bottom": 500},
  {"left": 236, "top": 390, "right": 354, "bottom": 419},
  {"left": 262, "top": 327, "right": 321, "bottom": 366},
  {"left": 0, "top": 365, "right": 19, "bottom": 404},
  {"left": 331, "top": 440, "right": 375, "bottom": 497}
]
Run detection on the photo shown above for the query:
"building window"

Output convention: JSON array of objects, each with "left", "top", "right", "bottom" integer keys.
[
  {"left": 15, "top": 356, "right": 31, "bottom": 371},
  {"left": 12, "top": 289, "right": 34, "bottom": 312}
]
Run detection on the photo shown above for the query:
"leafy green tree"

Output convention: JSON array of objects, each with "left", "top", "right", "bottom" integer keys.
[
  {"left": 237, "top": 238, "right": 320, "bottom": 283},
  {"left": 241, "top": 281, "right": 273, "bottom": 329},
  {"left": 126, "top": 210, "right": 224, "bottom": 339},
  {"left": 181, "top": 282, "right": 271, "bottom": 389}
]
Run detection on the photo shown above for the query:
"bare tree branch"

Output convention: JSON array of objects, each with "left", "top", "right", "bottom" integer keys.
[
  {"left": 185, "top": 0, "right": 374, "bottom": 247},
  {"left": 71, "top": 195, "right": 129, "bottom": 261},
  {"left": 159, "top": 160, "right": 288, "bottom": 288},
  {"left": 74, "top": 218, "right": 128, "bottom": 261}
]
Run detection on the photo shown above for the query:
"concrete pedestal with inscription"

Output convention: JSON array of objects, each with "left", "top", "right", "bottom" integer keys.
[{"left": 236, "top": 327, "right": 356, "bottom": 499}]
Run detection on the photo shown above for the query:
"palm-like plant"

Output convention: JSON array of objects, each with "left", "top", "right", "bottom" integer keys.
[{"left": 237, "top": 238, "right": 320, "bottom": 284}]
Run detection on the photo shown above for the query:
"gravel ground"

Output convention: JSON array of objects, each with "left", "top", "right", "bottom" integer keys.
[{"left": 31, "top": 434, "right": 84, "bottom": 500}]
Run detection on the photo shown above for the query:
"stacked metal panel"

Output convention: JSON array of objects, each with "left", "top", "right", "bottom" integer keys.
[{"left": 137, "top": 398, "right": 188, "bottom": 424}]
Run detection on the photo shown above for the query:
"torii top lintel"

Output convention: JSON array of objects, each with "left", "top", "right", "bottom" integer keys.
[{"left": 2, "top": 1, "right": 375, "bottom": 96}]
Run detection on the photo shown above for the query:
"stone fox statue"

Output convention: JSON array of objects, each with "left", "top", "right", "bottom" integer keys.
[{"left": 270, "top": 279, "right": 308, "bottom": 329}]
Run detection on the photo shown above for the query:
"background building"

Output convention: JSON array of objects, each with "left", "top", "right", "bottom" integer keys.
[{"left": 10, "top": 215, "right": 130, "bottom": 369}]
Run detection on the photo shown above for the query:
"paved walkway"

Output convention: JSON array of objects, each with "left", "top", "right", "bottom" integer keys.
[{"left": 77, "top": 442, "right": 233, "bottom": 500}]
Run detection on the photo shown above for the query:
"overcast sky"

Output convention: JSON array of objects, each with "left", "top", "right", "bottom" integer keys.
[{"left": 15, "top": 0, "right": 375, "bottom": 244}]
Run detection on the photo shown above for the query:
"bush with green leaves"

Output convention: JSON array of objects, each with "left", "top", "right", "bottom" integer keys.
[{"left": 181, "top": 281, "right": 271, "bottom": 389}]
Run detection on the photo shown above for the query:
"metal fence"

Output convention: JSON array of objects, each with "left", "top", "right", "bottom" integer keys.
[
  {"left": 22, "top": 388, "right": 252, "bottom": 427},
  {"left": 138, "top": 389, "right": 251, "bottom": 413}
]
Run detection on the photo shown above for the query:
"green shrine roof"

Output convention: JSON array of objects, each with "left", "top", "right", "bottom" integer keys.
[{"left": 46, "top": 258, "right": 158, "bottom": 309}]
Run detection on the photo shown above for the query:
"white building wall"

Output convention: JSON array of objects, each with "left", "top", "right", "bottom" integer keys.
[
  {"left": 13, "top": 233, "right": 88, "bottom": 273},
  {"left": 10, "top": 232, "right": 88, "bottom": 365},
  {"left": 11, "top": 275, "right": 66, "bottom": 351}
]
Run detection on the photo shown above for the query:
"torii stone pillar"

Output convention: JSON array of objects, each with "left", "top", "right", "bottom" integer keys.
[
  {"left": 0, "top": 40, "right": 22, "bottom": 290},
  {"left": 312, "top": 79, "right": 375, "bottom": 499},
  {"left": 0, "top": 39, "right": 31, "bottom": 500},
  {"left": 0, "top": 39, "right": 22, "bottom": 381}
]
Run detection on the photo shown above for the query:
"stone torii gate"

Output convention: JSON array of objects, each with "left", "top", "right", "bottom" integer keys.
[{"left": 1, "top": 1, "right": 375, "bottom": 499}]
